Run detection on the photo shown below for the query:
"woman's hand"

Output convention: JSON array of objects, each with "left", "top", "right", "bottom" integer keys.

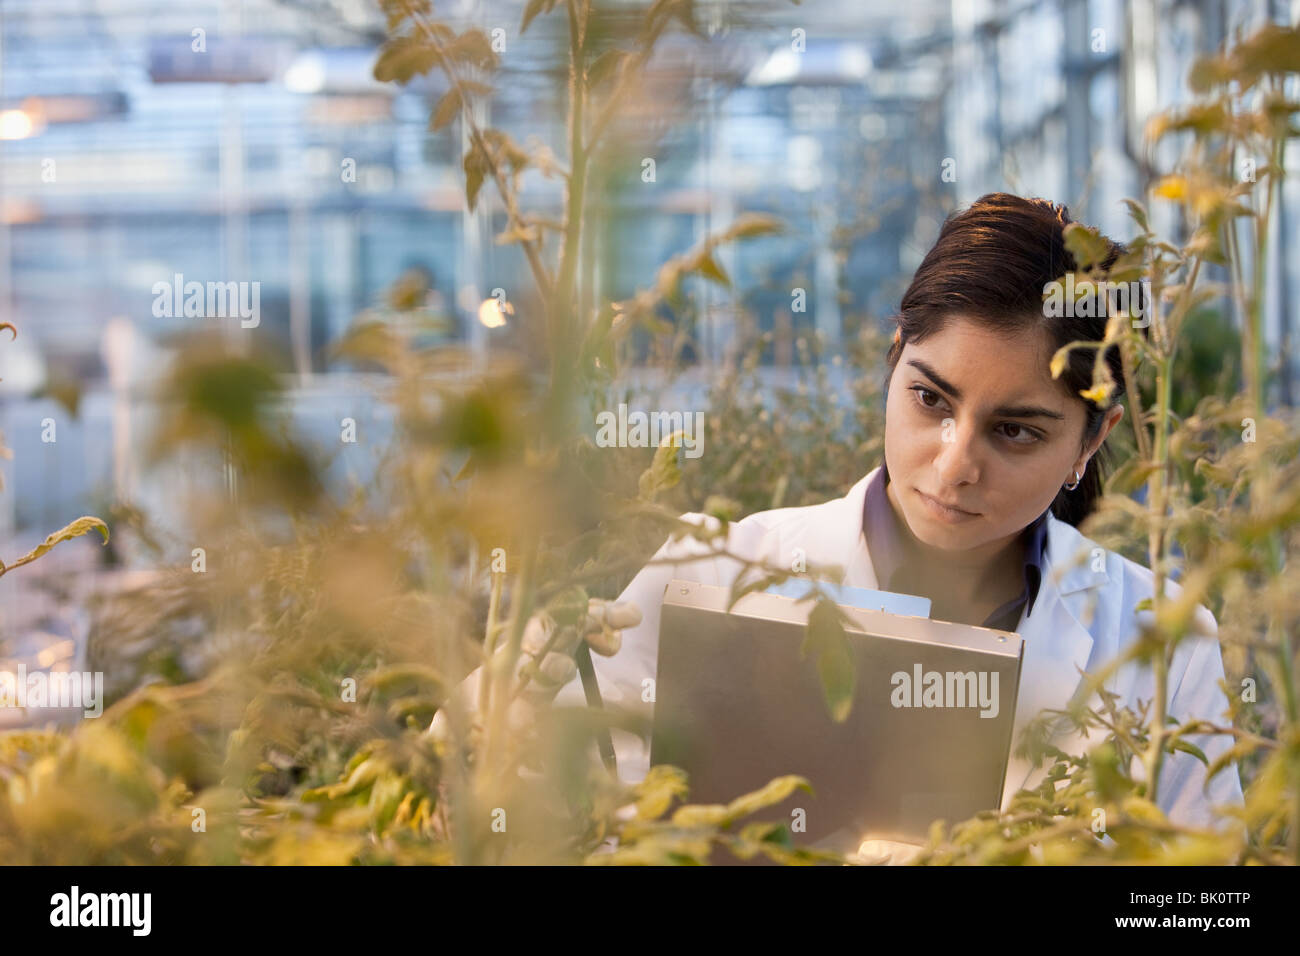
[{"left": 428, "top": 598, "right": 642, "bottom": 747}]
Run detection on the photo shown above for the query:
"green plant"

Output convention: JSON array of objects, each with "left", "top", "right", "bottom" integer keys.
[
  {"left": 914, "top": 21, "right": 1300, "bottom": 865},
  {"left": 3, "top": 7, "right": 1297, "bottom": 870}
]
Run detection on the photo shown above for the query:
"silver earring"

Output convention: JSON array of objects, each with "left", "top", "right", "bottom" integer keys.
[{"left": 1064, "top": 469, "right": 1082, "bottom": 491}]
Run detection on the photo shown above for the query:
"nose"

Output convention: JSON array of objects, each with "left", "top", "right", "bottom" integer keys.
[{"left": 933, "top": 416, "right": 982, "bottom": 486}]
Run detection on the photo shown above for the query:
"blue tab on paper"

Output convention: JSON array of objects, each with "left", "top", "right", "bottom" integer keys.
[{"left": 763, "top": 578, "right": 931, "bottom": 618}]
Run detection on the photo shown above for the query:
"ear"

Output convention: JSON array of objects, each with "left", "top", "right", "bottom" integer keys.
[
  {"left": 1075, "top": 404, "right": 1124, "bottom": 473},
  {"left": 1099, "top": 403, "right": 1125, "bottom": 444}
]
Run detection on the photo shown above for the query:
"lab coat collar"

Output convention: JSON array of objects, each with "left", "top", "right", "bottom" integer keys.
[
  {"left": 1000, "top": 510, "right": 1108, "bottom": 807},
  {"left": 816, "top": 466, "right": 1107, "bottom": 810}
]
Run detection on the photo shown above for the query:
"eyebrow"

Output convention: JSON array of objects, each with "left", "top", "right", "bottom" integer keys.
[{"left": 906, "top": 359, "right": 1067, "bottom": 420}]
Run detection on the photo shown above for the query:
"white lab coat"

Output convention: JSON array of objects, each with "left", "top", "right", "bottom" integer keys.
[{"left": 556, "top": 465, "right": 1245, "bottom": 832}]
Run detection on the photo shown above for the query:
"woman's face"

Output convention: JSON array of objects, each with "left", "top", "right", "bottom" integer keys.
[{"left": 884, "top": 314, "right": 1112, "bottom": 553}]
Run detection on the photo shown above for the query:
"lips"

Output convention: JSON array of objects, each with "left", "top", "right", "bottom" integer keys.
[{"left": 917, "top": 489, "right": 978, "bottom": 516}]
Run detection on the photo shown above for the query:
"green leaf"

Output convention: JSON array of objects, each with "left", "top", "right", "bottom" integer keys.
[
  {"left": 725, "top": 567, "right": 801, "bottom": 612},
  {"left": 1121, "top": 198, "right": 1150, "bottom": 233},
  {"left": 1168, "top": 737, "right": 1209, "bottom": 766},
  {"left": 1194, "top": 457, "right": 1239, "bottom": 490},
  {"left": 368, "top": 772, "right": 410, "bottom": 833},
  {"left": 702, "top": 495, "right": 742, "bottom": 522},
  {"left": 362, "top": 663, "right": 447, "bottom": 698},
  {"left": 800, "top": 599, "right": 856, "bottom": 722},
  {"left": 430, "top": 87, "right": 462, "bottom": 131},
  {"left": 311, "top": 756, "right": 383, "bottom": 800},
  {"left": 1062, "top": 222, "right": 1113, "bottom": 271},
  {"left": 1108, "top": 458, "right": 1163, "bottom": 496},
  {"left": 1089, "top": 741, "right": 1126, "bottom": 801},
  {"left": 738, "top": 820, "right": 793, "bottom": 848}
]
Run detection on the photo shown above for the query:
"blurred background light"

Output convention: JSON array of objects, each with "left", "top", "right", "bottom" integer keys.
[{"left": 478, "top": 297, "right": 512, "bottom": 329}]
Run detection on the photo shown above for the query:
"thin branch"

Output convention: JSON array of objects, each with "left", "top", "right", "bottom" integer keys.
[{"left": 405, "top": 5, "right": 554, "bottom": 302}]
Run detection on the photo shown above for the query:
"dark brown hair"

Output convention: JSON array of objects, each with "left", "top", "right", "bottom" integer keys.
[{"left": 885, "top": 192, "right": 1139, "bottom": 527}]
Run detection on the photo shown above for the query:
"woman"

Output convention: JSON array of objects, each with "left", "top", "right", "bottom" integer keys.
[{"left": 550, "top": 194, "right": 1245, "bottom": 847}]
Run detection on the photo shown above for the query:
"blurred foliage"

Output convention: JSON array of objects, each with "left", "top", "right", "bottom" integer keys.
[
  {"left": 0, "top": 325, "right": 110, "bottom": 581},
  {"left": 916, "top": 20, "right": 1300, "bottom": 865},
  {"left": 666, "top": 319, "right": 888, "bottom": 516}
]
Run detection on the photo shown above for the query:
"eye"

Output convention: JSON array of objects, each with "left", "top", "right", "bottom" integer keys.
[
  {"left": 908, "top": 385, "right": 946, "bottom": 412},
  {"left": 997, "top": 422, "right": 1042, "bottom": 445}
]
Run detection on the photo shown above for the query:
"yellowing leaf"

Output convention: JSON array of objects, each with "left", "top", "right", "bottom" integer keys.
[
  {"left": 637, "top": 431, "right": 684, "bottom": 501},
  {"left": 3, "top": 515, "right": 109, "bottom": 575},
  {"left": 1049, "top": 349, "right": 1068, "bottom": 379},
  {"left": 1079, "top": 383, "right": 1113, "bottom": 405},
  {"left": 520, "top": 0, "right": 559, "bottom": 34},
  {"left": 447, "top": 29, "right": 498, "bottom": 71},
  {"left": 463, "top": 144, "right": 487, "bottom": 212},
  {"left": 671, "top": 803, "right": 730, "bottom": 827},
  {"left": 724, "top": 775, "right": 812, "bottom": 822},
  {"left": 692, "top": 250, "right": 731, "bottom": 287},
  {"left": 1154, "top": 176, "right": 1187, "bottom": 200},
  {"left": 1121, "top": 795, "right": 1168, "bottom": 826},
  {"left": 635, "top": 765, "right": 689, "bottom": 820},
  {"left": 430, "top": 87, "right": 462, "bottom": 131},
  {"left": 373, "top": 36, "right": 439, "bottom": 85},
  {"left": 722, "top": 213, "right": 784, "bottom": 242}
]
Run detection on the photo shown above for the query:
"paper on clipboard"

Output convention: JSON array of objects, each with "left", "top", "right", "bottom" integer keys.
[{"left": 762, "top": 578, "right": 931, "bottom": 618}]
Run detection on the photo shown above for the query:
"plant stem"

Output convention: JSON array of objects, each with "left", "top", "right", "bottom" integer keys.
[
  {"left": 477, "top": 569, "right": 504, "bottom": 714},
  {"left": 478, "top": 544, "right": 538, "bottom": 798},
  {"left": 1142, "top": 308, "right": 1174, "bottom": 805},
  {"left": 555, "top": 0, "right": 590, "bottom": 320},
  {"left": 1255, "top": 102, "right": 1299, "bottom": 862}
]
